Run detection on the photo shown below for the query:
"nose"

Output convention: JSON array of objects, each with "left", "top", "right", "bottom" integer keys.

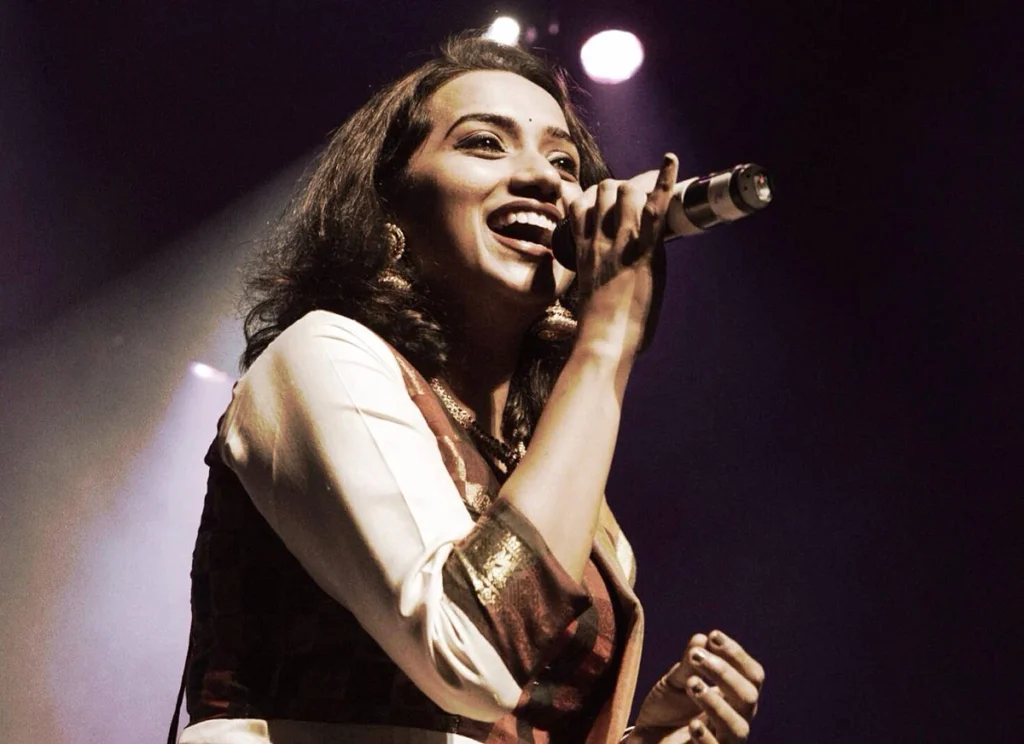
[{"left": 508, "top": 149, "right": 562, "bottom": 202}]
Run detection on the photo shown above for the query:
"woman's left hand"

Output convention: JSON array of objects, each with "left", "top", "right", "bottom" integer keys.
[{"left": 626, "top": 630, "right": 765, "bottom": 744}]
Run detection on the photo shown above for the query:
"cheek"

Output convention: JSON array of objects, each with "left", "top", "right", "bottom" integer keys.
[
  {"left": 553, "top": 263, "right": 575, "bottom": 295},
  {"left": 412, "top": 175, "right": 489, "bottom": 236},
  {"left": 399, "top": 178, "right": 476, "bottom": 249},
  {"left": 560, "top": 183, "right": 585, "bottom": 211}
]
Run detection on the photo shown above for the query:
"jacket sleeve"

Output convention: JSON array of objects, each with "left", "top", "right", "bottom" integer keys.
[{"left": 219, "top": 310, "right": 592, "bottom": 721}]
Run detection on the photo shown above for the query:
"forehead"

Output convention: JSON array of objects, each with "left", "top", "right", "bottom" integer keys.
[{"left": 424, "top": 70, "right": 570, "bottom": 133}]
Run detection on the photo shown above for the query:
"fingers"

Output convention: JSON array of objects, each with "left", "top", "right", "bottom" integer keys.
[
  {"left": 687, "top": 718, "right": 719, "bottom": 744},
  {"left": 567, "top": 153, "right": 679, "bottom": 286},
  {"left": 631, "top": 153, "right": 678, "bottom": 265},
  {"left": 686, "top": 678, "right": 750, "bottom": 743},
  {"left": 668, "top": 722, "right": 709, "bottom": 744},
  {"left": 707, "top": 630, "right": 766, "bottom": 691},
  {"left": 612, "top": 181, "right": 649, "bottom": 266},
  {"left": 629, "top": 720, "right": 711, "bottom": 744},
  {"left": 668, "top": 632, "right": 764, "bottom": 714},
  {"left": 687, "top": 645, "right": 759, "bottom": 718},
  {"left": 591, "top": 179, "right": 627, "bottom": 284},
  {"left": 661, "top": 631, "right": 763, "bottom": 744},
  {"left": 664, "top": 634, "right": 708, "bottom": 691},
  {"left": 622, "top": 153, "right": 678, "bottom": 266}
]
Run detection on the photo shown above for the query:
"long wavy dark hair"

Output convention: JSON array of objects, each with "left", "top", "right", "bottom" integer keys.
[{"left": 241, "top": 34, "right": 611, "bottom": 445}]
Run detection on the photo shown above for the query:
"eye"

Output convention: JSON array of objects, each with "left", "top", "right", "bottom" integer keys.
[
  {"left": 550, "top": 153, "right": 580, "bottom": 180},
  {"left": 457, "top": 132, "right": 506, "bottom": 153}
]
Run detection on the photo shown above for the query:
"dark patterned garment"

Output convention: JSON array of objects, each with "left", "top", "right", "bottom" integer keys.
[{"left": 185, "top": 344, "right": 625, "bottom": 742}]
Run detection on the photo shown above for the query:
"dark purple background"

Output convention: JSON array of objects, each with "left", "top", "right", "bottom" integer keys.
[{"left": 3, "top": 1, "right": 1019, "bottom": 741}]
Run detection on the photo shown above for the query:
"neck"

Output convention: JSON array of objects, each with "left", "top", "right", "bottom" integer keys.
[{"left": 439, "top": 301, "right": 536, "bottom": 441}]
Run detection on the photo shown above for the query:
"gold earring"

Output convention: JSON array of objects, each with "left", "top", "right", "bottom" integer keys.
[
  {"left": 384, "top": 222, "right": 405, "bottom": 262},
  {"left": 379, "top": 222, "right": 410, "bottom": 290},
  {"left": 533, "top": 298, "right": 578, "bottom": 341}
]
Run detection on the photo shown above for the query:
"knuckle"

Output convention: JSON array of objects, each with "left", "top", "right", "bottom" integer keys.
[
  {"left": 641, "top": 202, "right": 661, "bottom": 221},
  {"left": 618, "top": 222, "right": 640, "bottom": 243},
  {"left": 568, "top": 200, "right": 587, "bottom": 224},
  {"left": 616, "top": 181, "right": 640, "bottom": 198},
  {"left": 623, "top": 183, "right": 649, "bottom": 208}
]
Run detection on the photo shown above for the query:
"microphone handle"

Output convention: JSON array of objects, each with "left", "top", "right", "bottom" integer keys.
[{"left": 551, "top": 163, "right": 773, "bottom": 270}]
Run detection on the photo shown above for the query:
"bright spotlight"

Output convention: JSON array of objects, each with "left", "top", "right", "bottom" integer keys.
[
  {"left": 485, "top": 16, "right": 521, "bottom": 46},
  {"left": 190, "top": 361, "right": 230, "bottom": 383},
  {"left": 580, "top": 30, "right": 644, "bottom": 84}
]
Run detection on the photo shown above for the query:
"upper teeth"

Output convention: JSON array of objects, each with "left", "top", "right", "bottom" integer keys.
[{"left": 493, "top": 211, "right": 557, "bottom": 231}]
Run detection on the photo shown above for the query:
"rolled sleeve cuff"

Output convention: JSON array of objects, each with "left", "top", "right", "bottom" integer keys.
[{"left": 442, "top": 498, "right": 592, "bottom": 686}]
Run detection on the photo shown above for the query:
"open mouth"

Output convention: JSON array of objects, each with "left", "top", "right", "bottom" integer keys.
[{"left": 487, "top": 209, "right": 557, "bottom": 251}]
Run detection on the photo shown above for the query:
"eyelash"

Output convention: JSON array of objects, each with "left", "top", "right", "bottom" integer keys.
[
  {"left": 458, "top": 133, "right": 580, "bottom": 179},
  {"left": 550, "top": 155, "right": 580, "bottom": 178}
]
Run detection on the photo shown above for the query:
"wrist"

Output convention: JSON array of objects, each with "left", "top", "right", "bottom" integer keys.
[
  {"left": 573, "top": 309, "right": 642, "bottom": 382},
  {"left": 576, "top": 282, "right": 648, "bottom": 359}
]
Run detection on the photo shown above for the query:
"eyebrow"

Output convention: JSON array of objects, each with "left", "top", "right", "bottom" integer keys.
[{"left": 444, "top": 112, "right": 577, "bottom": 150}]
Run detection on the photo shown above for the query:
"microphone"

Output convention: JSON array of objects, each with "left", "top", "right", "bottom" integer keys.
[{"left": 552, "top": 163, "right": 773, "bottom": 270}]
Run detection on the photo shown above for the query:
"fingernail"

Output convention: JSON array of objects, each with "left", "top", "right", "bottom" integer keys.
[
  {"left": 663, "top": 153, "right": 674, "bottom": 167},
  {"left": 689, "top": 678, "right": 706, "bottom": 695},
  {"left": 691, "top": 648, "right": 708, "bottom": 665},
  {"left": 691, "top": 722, "right": 705, "bottom": 739},
  {"left": 708, "top": 631, "right": 724, "bottom": 647}
]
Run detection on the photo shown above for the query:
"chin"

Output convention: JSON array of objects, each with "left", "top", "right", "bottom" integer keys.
[{"left": 486, "top": 257, "right": 561, "bottom": 304}]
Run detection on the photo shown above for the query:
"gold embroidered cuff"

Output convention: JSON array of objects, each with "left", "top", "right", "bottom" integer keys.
[{"left": 443, "top": 499, "right": 592, "bottom": 685}]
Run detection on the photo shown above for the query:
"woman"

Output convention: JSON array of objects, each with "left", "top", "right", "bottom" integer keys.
[{"left": 178, "top": 35, "right": 764, "bottom": 744}]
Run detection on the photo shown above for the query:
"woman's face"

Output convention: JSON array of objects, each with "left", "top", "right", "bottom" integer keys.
[{"left": 398, "top": 70, "right": 584, "bottom": 313}]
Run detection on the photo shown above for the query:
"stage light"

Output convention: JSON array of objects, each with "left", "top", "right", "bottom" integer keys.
[
  {"left": 580, "top": 30, "right": 644, "bottom": 84},
  {"left": 485, "top": 16, "right": 521, "bottom": 46},
  {"left": 190, "top": 361, "right": 230, "bottom": 382}
]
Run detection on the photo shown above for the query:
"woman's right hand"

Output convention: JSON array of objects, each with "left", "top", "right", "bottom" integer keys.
[
  {"left": 566, "top": 154, "right": 679, "bottom": 363},
  {"left": 499, "top": 156, "right": 679, "bottom": 580}
]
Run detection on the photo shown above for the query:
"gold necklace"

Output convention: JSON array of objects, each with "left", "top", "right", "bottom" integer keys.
[{"left": 428, "top": 378, "right": 526, "bottom": 476}]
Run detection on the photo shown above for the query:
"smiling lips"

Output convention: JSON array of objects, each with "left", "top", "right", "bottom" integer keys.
[{"left": 487, "top": 207, "right": 560, "bottom": 252}]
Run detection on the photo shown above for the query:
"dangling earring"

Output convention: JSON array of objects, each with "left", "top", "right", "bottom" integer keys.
[
  {"left": 533, "top": 298, "right": 578, "bottom": 341},
  {"left": 379, "top": 222, "right": 410, "bottom": 291}
]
